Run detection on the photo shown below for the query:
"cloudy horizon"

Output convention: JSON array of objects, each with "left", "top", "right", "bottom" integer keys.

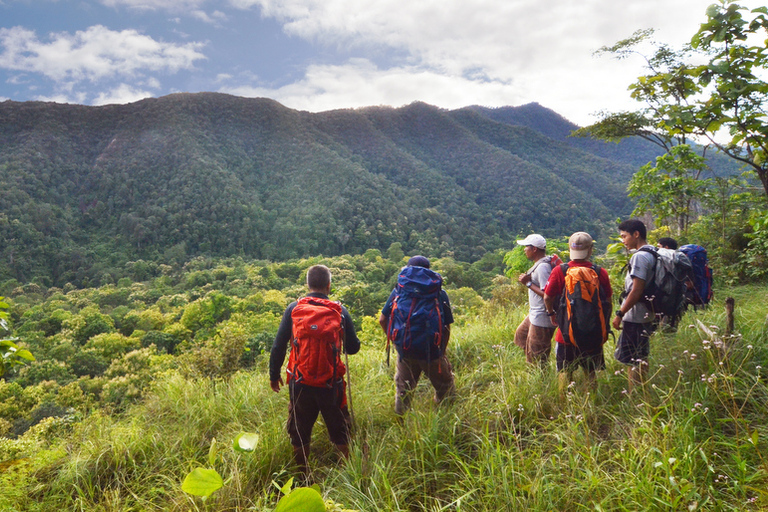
[{"left": 0, "top": 0, "right": 747, "bottom": 126}]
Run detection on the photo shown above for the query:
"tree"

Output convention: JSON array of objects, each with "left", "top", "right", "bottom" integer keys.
[
  {"left": 627, "top": 145, "right": 709, "bottom": 236},
  {"left": 0, "top": 296, "right": 34, "bottom": 377},
  {"left": 576, "top": 1, "right": 768, "bottom": 198}
]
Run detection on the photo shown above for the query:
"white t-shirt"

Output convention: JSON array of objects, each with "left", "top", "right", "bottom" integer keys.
[
  {"left": 528, "top": 256, "right": 555, "bottom": 328},
  {"left": 622, "top": 245, "right": 656, "bottom": 324}
]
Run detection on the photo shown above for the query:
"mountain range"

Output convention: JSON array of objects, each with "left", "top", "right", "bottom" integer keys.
[{"left": 0, "top": 93, "right": 674, "bottom": 287}]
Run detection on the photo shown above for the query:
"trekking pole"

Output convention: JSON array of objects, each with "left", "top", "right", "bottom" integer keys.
[{"left": 345, "top": 349, "right": 356, "bottom": 434}]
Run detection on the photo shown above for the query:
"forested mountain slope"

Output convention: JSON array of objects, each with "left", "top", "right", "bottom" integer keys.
[{"left": 0, "top": 93, "right": 643, "bottom": 287}]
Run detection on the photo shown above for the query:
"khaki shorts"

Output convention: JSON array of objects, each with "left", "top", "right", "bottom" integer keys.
[{"left": 514, "top": 315, "right": 556, "bottom": 366}]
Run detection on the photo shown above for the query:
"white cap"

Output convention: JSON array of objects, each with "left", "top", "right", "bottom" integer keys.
[{"left": 516, "top": 234, "right": 546, "bottom": 250}]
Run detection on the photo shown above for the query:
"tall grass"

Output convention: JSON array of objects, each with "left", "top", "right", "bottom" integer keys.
[{"left": 4, "top": 288, "right": 768, "bottom": 511}]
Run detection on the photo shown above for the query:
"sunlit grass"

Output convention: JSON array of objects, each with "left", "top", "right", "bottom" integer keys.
[{"left": 4, "top": 288, "right": 768, "bottom": 510}]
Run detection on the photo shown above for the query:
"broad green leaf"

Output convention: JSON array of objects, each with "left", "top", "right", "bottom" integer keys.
[
  {"left": 181, "top": 468, "right": 224, "bottom": 497},
  {"left": 274, "top": 487, "right": 325, "bottom": 512},
  {"left": 233, "top": 432, "right": 260, "bottom": 452}
]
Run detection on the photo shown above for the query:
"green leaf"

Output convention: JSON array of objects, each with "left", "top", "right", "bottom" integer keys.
[
  {"left": 14, "top": 349, "right": 34, "bottom": 362},
  {"left": 274, "top": 487, "right": 325, "bottom": 512},
  {"left": 751, "top": 430, "right": 759, "bottom": 446},
  {"left": 181, "top": 468, "right": 224, "bottom": 497},
  {"left": 208, "top": 438, "right": 218, "bottom": 467},
  {"left": 280, "top": 477, "right": 294, "bottom": 495},
  {"left": 233, "top": 432, "right": 260, "bottom": 452}
]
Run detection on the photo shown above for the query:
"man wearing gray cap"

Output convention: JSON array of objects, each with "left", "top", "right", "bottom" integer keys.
[
  {"left": 544, "top": 232, "right": 612, "bottom": 392},
  {"left": 514, "top": 234, "right": 561, "bottom": 367}
]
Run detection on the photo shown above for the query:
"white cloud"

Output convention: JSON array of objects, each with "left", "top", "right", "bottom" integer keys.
[
  {"left": 33, "top": 91, "right": 88, "bottom": 104},
  {"left": 99, "top": 0, "right": 207, "bottom": 11},
  {"left": 223, "top": 0, "right": 741, "bottom": 124},
  {"left": 93, "top": 83, "right": 153, "bottom": 105},
  {"left": 191, "top": 9, "right": 228, "bottom": 24},
  {"left": 221, "top": 58, "right": 526, "bottom": 112},
  {"left": 0, "top": 25, "right": 206, "bottom": 82}
]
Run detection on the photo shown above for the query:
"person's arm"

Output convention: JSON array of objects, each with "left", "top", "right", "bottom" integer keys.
[
  {"left": 341, "top": 307, "right": 361, "bottom": 355},
  {"left": 441, "top": 323, "right": 451, "bottom": 352},
  {"left": 542, "top": 265, "right": 562, "bottom": 326},
  {"left": 543, "top": 293, "right": 558, "bottom": 327},
  {"left": 379, "top": 290, "right": 395, "bottom": 335},
  {"left": 612, "top": 277, "right": 646, "bottom": 330},
  {"left": 379, "top": 313, "right": 388, "bottom": 334},
  {"left": 269, "top": 305, "right": 294, "bottom": 392},
  {"left": 440, "top": 290, "right": 454, "bottom": 351}
]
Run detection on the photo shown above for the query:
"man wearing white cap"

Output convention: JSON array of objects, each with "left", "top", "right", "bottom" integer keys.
[{"left": 514, "top": 234, "right": 561, "bottom": 367}]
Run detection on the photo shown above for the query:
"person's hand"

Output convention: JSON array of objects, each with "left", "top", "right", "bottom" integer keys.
[
  {"left": 518, "top": 273, "right": 531, "bottom": 285},
  {"left": 550, "top": 314, "right": 558, "bottom": 327},
  {"left": 270, "top": 377, "right": 284, "bottom": 393},
  {"left": 612, "top": 315, "right": 623, "bottom": 330}
]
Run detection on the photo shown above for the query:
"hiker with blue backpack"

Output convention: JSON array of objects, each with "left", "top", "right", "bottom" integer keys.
[
  {"left": 658, "top": 238, "right": 713, "bottom": 309},
  {"left": 379, "top": 256, "right": 455, "bottom": 415},
  {"left": 269, "top": 265, "right": 361, "bottom": 479},
  {"left": 679, "top": 244, "right": 714, "bottom": 309}
]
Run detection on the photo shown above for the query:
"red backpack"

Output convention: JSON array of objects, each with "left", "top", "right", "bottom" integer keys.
[{"left": 286, "top": 297, "right": 345, "bottom": 387}]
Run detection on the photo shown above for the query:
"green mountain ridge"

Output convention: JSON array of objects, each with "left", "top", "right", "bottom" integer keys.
[{"left": 1, "top": 93, "right": 647, "bottom": 287}]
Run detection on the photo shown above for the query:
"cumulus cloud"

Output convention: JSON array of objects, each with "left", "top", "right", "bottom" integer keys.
[
  {"left": 0, "top": 25, "right": 206, "bottom": 82},
  {"left": 220, "top": 0, "right": 721, "bottom": 123},
  {"left": 93, "top": 83, "right": 154, "bottom": 105},
  {"left": 220, "top": 58, "right": 525, "bottom": 112}
]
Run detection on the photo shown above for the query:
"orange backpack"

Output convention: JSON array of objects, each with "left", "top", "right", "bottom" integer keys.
[
  {"left": 286, "top": 297, "right": 345, "bottom": 387},
  {"left": 555, "top": 264, "right": 611, "bottom": 351}
]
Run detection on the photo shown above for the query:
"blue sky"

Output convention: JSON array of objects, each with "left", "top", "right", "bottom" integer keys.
[{"left": 0, "top": 0, "right": 736, "bottom": 126}]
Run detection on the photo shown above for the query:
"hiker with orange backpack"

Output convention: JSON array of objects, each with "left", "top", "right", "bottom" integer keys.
[
  {"left": 269, "top": 265, "right": 360, "bottom": 479},
  {"left": 543, "top": 232, "right": 612, "bottom": 393},
  {"left": 379, "top": 255, "right": 455, "bottom": 416}
]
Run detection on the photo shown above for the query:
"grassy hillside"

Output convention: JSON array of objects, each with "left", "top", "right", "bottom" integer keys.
[{"left": 1, "top": 254, "right": 766, "bottom": 510}]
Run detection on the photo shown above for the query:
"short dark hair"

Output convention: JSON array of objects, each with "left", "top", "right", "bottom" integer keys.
[
  {"left": 618, "top": 218, "right": 647, "bottom": 240},
  {"left": 306, "top": 265, "right": 331, "bottom": 291},
  {"left": 657, "top": 237, "right": 678, "bottom": 250}
]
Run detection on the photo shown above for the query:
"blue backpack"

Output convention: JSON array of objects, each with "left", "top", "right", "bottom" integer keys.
[
  {"left": 679, "top": 244, "right": 713, "bottom": 306},
  {"left": 386, "top": 266, "right": 444, "bottom": 360}
]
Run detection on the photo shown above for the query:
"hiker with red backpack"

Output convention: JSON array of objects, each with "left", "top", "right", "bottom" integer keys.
[
  {"left": 543, "top": 232, "right": 612, "bottom": 393},
  {"left": 514, "top": 234, "right": 562, "bottom": 368},
  {"left": 379, "top": 255, "right": 455, "bottom": 415},
  {"left": 269, "top": 265, "right": 361, "bottom": 479},
  {"left": 612, "top": 219, "right": 657, "bottom": 392}
]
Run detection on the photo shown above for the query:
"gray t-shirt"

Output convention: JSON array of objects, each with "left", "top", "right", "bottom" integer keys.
[
  {"left": 528, "top": 257, "right": 555, "bottom": 327},
  {"left": 622, "top": 245, "right": 656, "bottom": 324}
]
